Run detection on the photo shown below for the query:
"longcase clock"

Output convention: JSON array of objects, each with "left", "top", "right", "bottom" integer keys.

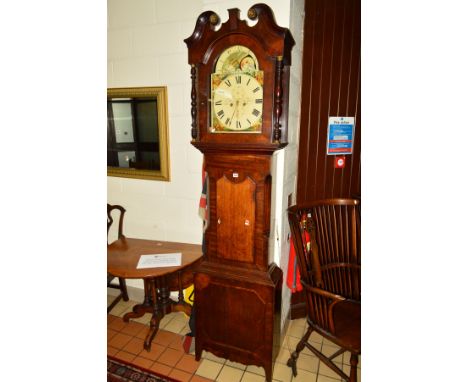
[{"left": 184, "top": 4, "right": 294, "bottom": 381}]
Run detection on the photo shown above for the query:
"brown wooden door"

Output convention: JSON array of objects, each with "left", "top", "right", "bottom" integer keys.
[
  {"left": 216, "top": 175, "right": 256, "bottom": 263},
  {"left": 297, "top": 0, "right": 361, "bottom": 203}
]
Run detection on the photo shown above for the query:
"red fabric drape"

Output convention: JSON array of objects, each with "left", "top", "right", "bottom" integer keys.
[
  {"left": 199, "top": 159, "right": 208, "bottom": 231},
  {"left": 286, "top": 213, "right": 311, "bottom": 292},
  {"left": 286, "top": 239, "right": 303, "bottom": 292}
]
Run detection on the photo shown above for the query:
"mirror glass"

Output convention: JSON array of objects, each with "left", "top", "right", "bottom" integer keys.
[{"left": 107, "top": 87, "right": 170, "bottom": 181}]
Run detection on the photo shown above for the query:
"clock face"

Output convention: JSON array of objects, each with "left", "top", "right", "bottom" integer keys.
[
  {"left": 211, "top": 45, "right": 264, "bottom": 133},
  {"left": 211, "top": 72, "right": 263, "bottom": 132}
]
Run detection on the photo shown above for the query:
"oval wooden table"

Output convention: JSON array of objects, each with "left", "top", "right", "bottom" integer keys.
[{"left": 108, "top": 237, "right": 203, "bottom": 351}]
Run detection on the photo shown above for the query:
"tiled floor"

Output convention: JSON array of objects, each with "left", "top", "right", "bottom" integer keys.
[{"left": 107, "top": 296, "right": 360, "bottom": 382}]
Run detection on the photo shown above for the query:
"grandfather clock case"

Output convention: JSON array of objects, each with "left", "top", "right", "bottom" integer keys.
[{"left": 184, "top": 5, "right": 294, "bottom": 381}]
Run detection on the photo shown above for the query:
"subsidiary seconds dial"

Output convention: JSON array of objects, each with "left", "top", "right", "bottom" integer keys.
[{"left": 212, "top": 72, "right": 263, "bottom": 132}]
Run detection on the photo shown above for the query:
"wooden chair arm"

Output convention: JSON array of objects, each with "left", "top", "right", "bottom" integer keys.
[
  {"left": 301, "top": 281, "right": 346, "bottom": 334},
  {"left": 301, "top": 281, "right": 345, "bottom": 302}
]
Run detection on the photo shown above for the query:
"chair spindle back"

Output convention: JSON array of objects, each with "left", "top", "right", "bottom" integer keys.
[
  {"left": 288, "top": 199, "right": 361, "bottom": 301},
  {"left": 107, "top": 204, "right": 126, "bottom": 243}
]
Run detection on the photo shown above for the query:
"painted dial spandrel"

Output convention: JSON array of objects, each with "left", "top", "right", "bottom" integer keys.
[
  {"left": 211, "top": 72, "right": 263, "bottom": 132},
  {"left": 215, "top": 45, "right": 259, "bottom": 74}
]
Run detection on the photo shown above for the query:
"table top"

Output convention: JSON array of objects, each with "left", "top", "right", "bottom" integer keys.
[{"left": 107, "top": 237, "right": 203, "bottom": 279}]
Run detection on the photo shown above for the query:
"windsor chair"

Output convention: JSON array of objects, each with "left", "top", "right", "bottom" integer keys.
[{"left": 287, "top": 198, "right": 360, "bottom": 382}]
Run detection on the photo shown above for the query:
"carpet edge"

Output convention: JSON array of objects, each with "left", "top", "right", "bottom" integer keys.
[{"left": 107, "top": 355, "right": 181, "bottom": 382}]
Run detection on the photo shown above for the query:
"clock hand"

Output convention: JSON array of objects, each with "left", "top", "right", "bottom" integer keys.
[{"left": 228, "top": 101, "right": 238, "bottom": 127}]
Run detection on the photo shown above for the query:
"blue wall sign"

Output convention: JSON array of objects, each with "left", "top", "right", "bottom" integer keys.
[{"left": 326, "top": 117, "right": 355, "bottom": 155}]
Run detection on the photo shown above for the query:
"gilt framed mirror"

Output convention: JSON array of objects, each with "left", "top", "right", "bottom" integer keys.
[{"left": 107, "top": 86, "right": 170, "bottom": 181}]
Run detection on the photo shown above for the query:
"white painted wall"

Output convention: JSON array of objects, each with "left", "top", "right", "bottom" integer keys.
[
  {"left": 107, "top": 0, "right": 304, "bottom": 328},
  {"left": 274, "top": 0, "right": 305, "bottom": 331},
  {"left": 108, "top": 0, "right": 206, "bottom": 288}
]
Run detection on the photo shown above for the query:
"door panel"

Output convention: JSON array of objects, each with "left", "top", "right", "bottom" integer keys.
[{"left": 216, "top": 175, "right": 256, "bottom": 263}]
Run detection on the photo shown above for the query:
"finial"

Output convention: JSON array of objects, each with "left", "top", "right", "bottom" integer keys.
[
  {"left": 247, "top": 7, "right": 257, "bottom": 20},
  {"left": 209, "top": 13, "right": 219, "bottom": 25}
]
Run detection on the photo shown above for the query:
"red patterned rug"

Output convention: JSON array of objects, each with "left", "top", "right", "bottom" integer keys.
[{"left": 107, "top": 356, "right": 180, "bottom": 382}]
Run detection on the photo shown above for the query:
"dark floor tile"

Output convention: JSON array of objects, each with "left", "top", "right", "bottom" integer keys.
[
  {"left": 108, "top": 332, "right": 133, "bottom": 349},
  {"left": 169, "top": 368, "right": 192, "bottom": 382},
  {"left": 158, "top": 348, "right": 184, "bottom": 367},
  {"left": 123, "top": 337, "right": 145, "bottom": 355},
  {"left": 114, "top": 350, "right": 136, "bottom": 363},
  {"left": 138, "top": 344, "right": 165, "bottom": 361}
]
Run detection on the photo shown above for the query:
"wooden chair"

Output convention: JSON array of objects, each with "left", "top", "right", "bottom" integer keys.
[
  {"left": 107, "top": 204, "right": 129, "bottom": 313},
  {"left": 287, "top": 198, "right": 360, "bottom": 382}
]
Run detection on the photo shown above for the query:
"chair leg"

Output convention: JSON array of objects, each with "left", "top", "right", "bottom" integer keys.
[
  {"left": 328, "top": 347, "right": 346, "bottom": 361},
  {"left": 287, "top": 325, "right": 313, "bottom": 377},
  {"left": 119, "top": 277, "right": 129, "bottom": 301},
  {"left": 107, "top": 294, "right": 122, "bottom": 314},
  {"left": 349, "top": 353, "right": 358, "bottom": 382}
]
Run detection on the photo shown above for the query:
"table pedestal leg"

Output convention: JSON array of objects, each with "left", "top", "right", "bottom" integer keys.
[
  {"left": 170, "top": 271, "right": 193, "bottom": 316},
  {"left": 144, "top": 279, "right": 162, "bottom": 351},
  {"left": 158, "top": 276, "right": 172, "bottom": 315},
  {"left": 121, "top": 273, "right": 195, "bottom": 352},
  {"left": 123, "top": 279, "right": 153, "bottom": 322}
]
